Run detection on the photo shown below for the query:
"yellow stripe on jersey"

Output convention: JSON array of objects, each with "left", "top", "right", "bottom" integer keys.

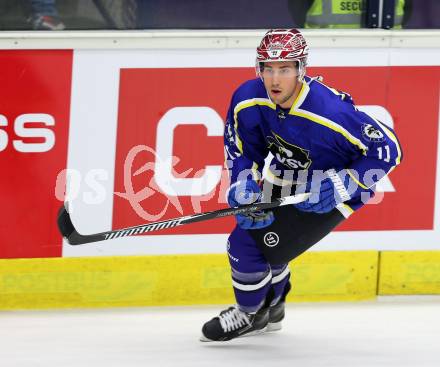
[
  {"left": 233, "top": 98, "right": 276, "bottom": 154},
  {"left": 317, "top": 79, "right": 348, "bottom": 101},
  {"left": 336, "top": 203, "right": 355, "bottom": 218},
  {"left": 230, "top": 98, "right": 275, "bottom": 181},
  {"left": 251, "top": 162, "right": 260, "bottom": 181},
  {"left": 347, "top": 169, "right": 369, "bottom": 190},
  {"left": 317, "top": 78, "right": 401, "bottom": 166},
  {"left": 289, "top": 82, "right": 368, "bottom": 155}
]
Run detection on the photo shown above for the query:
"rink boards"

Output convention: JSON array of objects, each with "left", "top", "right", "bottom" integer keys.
[
  {"left": 0, "top": 31, "right": 439, "bottom": 309},
  {"left": 1, "top": 251, "right": 440, "bottom": 310}
]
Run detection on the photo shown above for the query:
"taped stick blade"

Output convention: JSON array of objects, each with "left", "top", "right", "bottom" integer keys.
[{"left": 280, "top": 192, "right": 311, "bottom": 205}]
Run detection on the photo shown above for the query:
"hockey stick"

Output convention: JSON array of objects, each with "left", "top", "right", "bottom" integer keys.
[{"left": 57, "top": 193, "right": 310, "bottom": 246}]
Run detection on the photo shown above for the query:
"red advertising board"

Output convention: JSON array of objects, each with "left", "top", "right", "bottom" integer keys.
[
  {"left": 0, "top": 55, "right": 438, "bottom": 259},
  {"left": 0, "top": 51, "right": 72, "bottom": 258},
  {"left": 113, "top": 66, "right": 439, "bottom": 233}
]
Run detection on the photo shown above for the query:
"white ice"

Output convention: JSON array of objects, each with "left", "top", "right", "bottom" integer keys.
[{"left": 0, "top": 296, "right": 439, "bottom": 367}]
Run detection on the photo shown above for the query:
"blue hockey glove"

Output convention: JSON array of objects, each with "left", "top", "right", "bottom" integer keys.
[
  {"left": 227, "top": 180, "right": 274, "bottom": 230},
  {"left": 294, "top": 169, "right": 351, "bottom": 214}
]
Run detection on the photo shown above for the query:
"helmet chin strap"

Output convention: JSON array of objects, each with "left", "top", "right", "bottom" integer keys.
[{"left": 297, "top": 61, "right": 306, "bottom": 81}]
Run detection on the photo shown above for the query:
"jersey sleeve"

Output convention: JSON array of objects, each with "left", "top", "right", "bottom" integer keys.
[
  {"left": 337, "top": 108, "right": 403, "bottom": 200},
  {"left": 224, "top": 90, "right": 268, "bottom": 186}
]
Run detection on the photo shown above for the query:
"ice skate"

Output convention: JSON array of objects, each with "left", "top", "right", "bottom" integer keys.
[
  {"left": 267, "top": 301, "right": 285, "bottom": 332},
  {"left": 267, "top": 282, "right": 291, "bottom": 332},
  {"left": 200, "top": 305, "right": 269, "bottom": 342}
]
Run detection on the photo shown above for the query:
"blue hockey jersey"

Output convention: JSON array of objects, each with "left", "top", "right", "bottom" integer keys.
[{"left": 224, "top": 76, "right": 403, "bottom": 217}]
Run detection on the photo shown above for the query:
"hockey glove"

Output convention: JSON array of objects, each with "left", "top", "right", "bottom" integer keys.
[
  {"left": 294, "top": 169, "right": 351, "bottom": 214},
  {"left": 227, "top": 180, "right": 274, "bottom": 230}
]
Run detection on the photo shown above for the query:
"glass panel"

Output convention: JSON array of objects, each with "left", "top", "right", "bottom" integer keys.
[
  {"left": 403, "top": 0, "right": 440, "bottom": 29},
  {"left": 0, "top": 0, "right": 359, "bottom": 30},
  {"left": 0, "top": 0, "right": 438, "bottom": 31}
]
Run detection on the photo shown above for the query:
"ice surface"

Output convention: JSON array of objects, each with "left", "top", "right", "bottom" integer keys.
[{"left": 0, "top": 297, "right": 439, "bottom": 367}]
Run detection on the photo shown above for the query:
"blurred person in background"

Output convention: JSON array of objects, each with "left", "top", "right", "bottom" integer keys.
[
  {"left": 403, "top": 0, "right": 440, "bottom": 28},
  {"left": 29, "top": 0, "right": 65, "bottom": 30},
  {"left": 289, "top": 0, "right": 404, "bottom": 28}
]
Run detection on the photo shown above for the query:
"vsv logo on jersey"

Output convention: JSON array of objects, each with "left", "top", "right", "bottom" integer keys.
[{"left": 267, "top": 133, "right": 312, "bottom": 170}]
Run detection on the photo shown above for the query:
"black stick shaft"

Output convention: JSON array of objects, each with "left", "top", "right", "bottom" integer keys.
[{"left": 58, "top": 193, "right": 309, "bottom": 246}]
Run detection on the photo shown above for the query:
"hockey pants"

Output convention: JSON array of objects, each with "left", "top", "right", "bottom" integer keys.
[{"left": 227, "top": 195, "right": 345, "bottom": 313}]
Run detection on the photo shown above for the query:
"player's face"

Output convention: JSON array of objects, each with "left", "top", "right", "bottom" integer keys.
[{"left": 261, "top": 61, "right": 301, "bottom": 108}]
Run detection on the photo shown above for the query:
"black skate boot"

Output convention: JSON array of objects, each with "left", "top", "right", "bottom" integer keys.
[
  {"left": 267, "top": 282, "right": 291, "bottom": 332},
  {"left": 200, "top": 305, "right": 269, "bottom": 342},
  {"left": 267, "top": 301, "right": 285, "bottom": 332}
]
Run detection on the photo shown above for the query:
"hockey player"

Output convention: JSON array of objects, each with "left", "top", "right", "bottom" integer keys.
[{"left": 200, "top": 28, "right": 402, "bottom": 342}]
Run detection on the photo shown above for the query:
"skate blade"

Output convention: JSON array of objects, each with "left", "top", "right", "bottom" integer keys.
[
  {"left": 199, "top": 334, "right": 214, "bottom": 342},
  {"left": 199, "top": 326, "right": 268, "bottom": 342},
  {"left": 239, "top": 326, "right": 267, "bottom": 338},
  {"left": 266, "top": 322, "right": 282, "bottom": 332}
]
